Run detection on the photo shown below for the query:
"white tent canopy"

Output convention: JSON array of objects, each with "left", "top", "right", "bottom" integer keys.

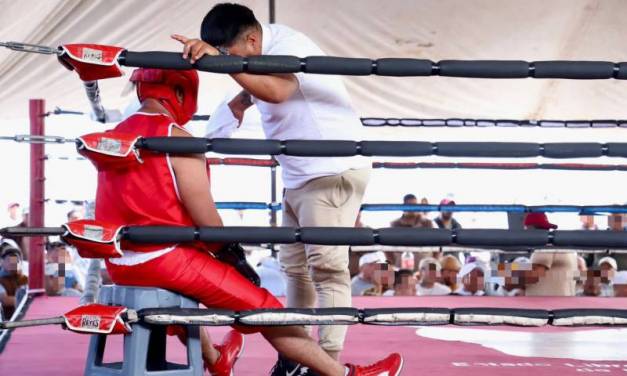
[
  {"left": 1, "top": 1, "right": 626, "bottom": 229},
  {"left": 2, "top": 0, "right": 627, "bottom": 119}
]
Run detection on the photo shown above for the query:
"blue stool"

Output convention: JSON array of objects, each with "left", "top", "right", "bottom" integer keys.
[{"left": 84, "top": 285, "right": 203, "bottom": 376}]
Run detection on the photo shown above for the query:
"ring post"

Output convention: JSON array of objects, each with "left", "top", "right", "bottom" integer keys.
[{"left": 28, "top": 99, "right": 45, "bottom": 293}]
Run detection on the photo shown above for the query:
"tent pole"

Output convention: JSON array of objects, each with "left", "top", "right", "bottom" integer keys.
[{"left": 269, "top": 0, "right": 276, "bottom": 23}]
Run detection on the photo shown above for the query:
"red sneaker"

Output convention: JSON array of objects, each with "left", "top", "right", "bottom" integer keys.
[
  {"left": 346, "top": 353, "right": 403, "bottom": 376},
  {"left": 206, "top": 330, "right": 245, "bottom": 376}
]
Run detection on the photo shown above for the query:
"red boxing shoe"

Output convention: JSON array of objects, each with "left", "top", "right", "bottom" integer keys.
[
  {"left": 346, "top": 353, "right": 403, "bottom": 376},
  {"left": 206, "top": 330, "right": 245, "bottom": 376}
]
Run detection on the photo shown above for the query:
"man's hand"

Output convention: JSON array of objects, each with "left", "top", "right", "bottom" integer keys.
[
  {"left": 228, "top": 91, "right": 253, "bottom": 125},
  {"left": 171, "top": 34, "right": 219, "bottom": 64}
]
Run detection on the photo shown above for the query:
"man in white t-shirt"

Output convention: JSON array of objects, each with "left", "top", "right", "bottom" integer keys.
[
  {"left": 351, "top": 252, "right": 387, "bottom": 296},
  {"left": 172, "top": 4, "right": 402, "bottom": 376},
  {"left": 416, "top": 257, "right": 451, "bottom": 296},
  {"left": 455, "top": 262, "right": 487, "bottom": 296}
]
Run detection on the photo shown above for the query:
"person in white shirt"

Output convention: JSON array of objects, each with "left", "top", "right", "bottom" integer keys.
[
  {"left": 455, "top": 262, "right": 487, "bottom": 296},
  {"left": 171, "top": 5, "right": 405, "bottom": 376},
  {"left": 492, "top": 257, "right": 529, "bottom": 297},
  {"left": 613, "top": 271, "right": 627, "bottom": 297},
  {"left": 598, "top": 256, "right": 617, "bottom": 297},
  {"left": 351, "top": 252, "right": 387, "bottom": 296},
  {"left": 416, "top": 257, "right": 451, "bottom": 296},
  {"left": 384, "top": 269, "right": 417, "bottom": 296}
]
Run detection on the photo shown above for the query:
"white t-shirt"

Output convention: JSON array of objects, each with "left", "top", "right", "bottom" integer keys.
[
  {"left": 492, "top": 285, "right": 524, "bottom": 297},
  {"left": 455, "top": 286, "right": 486, "bottom": 296},
  {"left": 206, "top": 24, "right": 369, "bottom": 189},
  {"left": 351, "top": 275, "right": 374, "bottom": 296},
  {"left": 416, "top": 282, "right": 451, "bottom": 296}
]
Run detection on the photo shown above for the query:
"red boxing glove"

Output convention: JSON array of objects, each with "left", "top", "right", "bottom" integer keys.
[
  {"left": 64, "top": 304, "right": 131, "bottom": 335},
  {"left": 62, "top": 219, "right": 124, "bottom": 259},
  {"left": 77, "top": 132, "right": 142, "bottom": 171},
  {"left": 58, "top": 44, "right": 125, "bottom": 81}
]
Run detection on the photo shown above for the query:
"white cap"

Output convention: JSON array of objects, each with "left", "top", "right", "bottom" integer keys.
[
  {"left": 359, "top": 251, "right": 387, "bottom": 268},
  {"left": 598, "top": 257, "right": 618, "bottom": 270},
  {"left": 418, "top": 257, "right": 441, "bottom": 271},
  {"left": 459, "top": 262, "right": 487, "bottom": 278},
  {"left": 613, "top": 271, "right": 627, "bottom": 285},
  {"left": 512, "top": 256, "right": 532, "bottom": 270}
]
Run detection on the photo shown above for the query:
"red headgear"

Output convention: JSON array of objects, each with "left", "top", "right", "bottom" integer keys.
[{"left": 130, "top": 68, "right": 199, "bottom": 126}]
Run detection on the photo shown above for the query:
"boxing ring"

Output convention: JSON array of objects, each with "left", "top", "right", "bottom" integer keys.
[
  {"left": 1, "top": 296, "right": 626, "bottom": 375},
  {"left": 1, "top": 42, "right": 627, "bottom": 375}
]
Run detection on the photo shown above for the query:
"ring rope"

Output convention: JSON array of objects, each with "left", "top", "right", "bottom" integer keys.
[
  {"left": 120, "top": 51, "right": 627, "bottom": 80},
  {"left": 138, "top": 137, "right": 627, "bottom": 159},
  {"left": 42, "top": 200, "right": 627, "bottom": 215},
  {"left": 136, "top": 307, "right": 627, "bottom": 328},
  {"left": 362, "top": 118, "right": 627, "bottom": 128},
  {"left": 40, "top": 106, "right": 627, "bottom": 129},
  {"left": 3, "top": 225, "right": 626, "bottom": 249}
]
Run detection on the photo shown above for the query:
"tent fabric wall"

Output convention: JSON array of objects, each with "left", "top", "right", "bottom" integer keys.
[{"left": 2, "top": 0, "right": 627, "bottom": 120}]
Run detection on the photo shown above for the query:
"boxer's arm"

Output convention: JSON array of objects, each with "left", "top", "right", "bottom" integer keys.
[{"left": 170, "top": 126, "right": 223, "bottom": 227}]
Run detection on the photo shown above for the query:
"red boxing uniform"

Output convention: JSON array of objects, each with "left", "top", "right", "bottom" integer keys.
[{"left": 96, "top": 112, "right": 281, "bottom": 331}]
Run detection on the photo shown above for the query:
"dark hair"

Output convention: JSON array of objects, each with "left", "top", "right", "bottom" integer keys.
[
  {"left": 201, "top": 3, "right": 260, "bottom": 47},
  {"left": 46, "top": 241, "right": 67, "bottom": 251},
  {"left": 394, "top": 269, "right": 414, "bottom": 287},
  {"left": 403, "top": 194, "right": 417, "bottom": 203}
]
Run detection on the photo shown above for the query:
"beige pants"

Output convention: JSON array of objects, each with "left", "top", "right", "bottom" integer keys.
[{"left": 279, "top": 168, "right": 370, "bottom": 352}]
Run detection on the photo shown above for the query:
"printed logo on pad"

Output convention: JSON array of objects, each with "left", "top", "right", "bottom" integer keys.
[
  {"left": 80, "top": 315, "right": 101, "bottom": 330},
  {"left": 81, "top": 48, "right": 104, "bottom": 63},
  {"left": 97, "top": 138, "right": 123, "bottom": 154},
  {"left": 83, "top": 225, "right": 105, "bottom": 241}
]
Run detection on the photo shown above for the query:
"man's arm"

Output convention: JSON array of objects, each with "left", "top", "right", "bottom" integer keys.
[
  {"left": 171, "top": 35, "right": 299, "bottom": 103},
  {"left": 170, "top": 126, "right": 223, "bottom": 227},
  {"left": 228, "top": 90, "right": 254, "bottom": 124},
  {"left": 229, "top": 72, "right": 298, "bottom": 104}
]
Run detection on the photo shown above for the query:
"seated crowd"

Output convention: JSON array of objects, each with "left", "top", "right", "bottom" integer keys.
[{"left": 350, "top": 193, "right": 627, "bottom": 298}]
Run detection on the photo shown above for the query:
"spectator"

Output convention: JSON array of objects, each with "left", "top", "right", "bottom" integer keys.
[
  {"left": 493, "top": 257, "right": 529, "bottom": 296},
  {"left": 416, "top": 257, "right": 451, "bottom": 296},
  {"left": 455, "top": 262, "right": 487, "bottom": 296},
  {"left": 597, "top": 257, "right": 617, "bottom": 297},
  {"left": 524, "top": 213, "right": 577, "bottom": 296},
  {"left": 419, "top": 197, "right": 429, "bottom": 217},
  {"left": 384, "top": 269, "right": 417, "bottom": 296},
  {"left": 45, "top": 241, "right": 83, "bottom": 294},
  {"left": 0, "top": 244, "right": 28, "bottom": 318},
  {"left": 606, "top": 213, "right": 627, "bottom": 269},
  {"left": 440, "top": 255, "right": 462, "bottom": 292},
  {"left": 613, "top": 271, "right": 627, "bottom": 297},
  {"left": 351, "top": 251, "right": 387, "bottom": 295},
  {"left": 67, "top": 207, "right": 85, "bottom": 222},
  {"left": 608, "top": 213, "right": 623, "bottom": 231},
  {"left": 389, "top": 194, "right": 433, "bottom": 267},
  {"left": 390, "top": 194, "right": 433, "bottom": 229},
  {"left": 44, "top": 263, "right": 82, "bottom": 297},
  {"left": 435, "top": 199, "right": 461, "bottom": 230},
  {"left": 362, "top": 262, "right": 395, "bottom": 296},
  {"left": 6, "top": 202, "right": 22, "bottom": 227},
  {"left": 576, "top": 255, "right": 588, "bottom": 293},
  {"left": 580, "top": 215, "right": 598, "bottom": 230},
  {"left": 255, "top": 256, "right": 287, "bottom": 297},
  {"left": 3, "top": 204, "right": 28, "bottom": 260},
  {"left": 577, "top": 269, "right": 603, "bottom": 297}
]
